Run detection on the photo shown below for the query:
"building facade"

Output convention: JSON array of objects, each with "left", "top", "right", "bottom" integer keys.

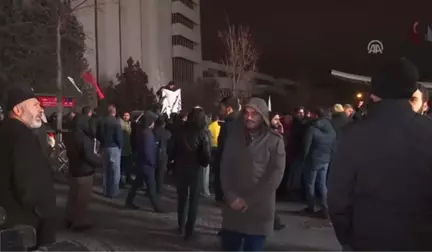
[
  {"left": 74, "top": 0, "right": 202, "bottom": 91},
  {"left": 202, "top": 61, "right": 297, "bottom": 98}
]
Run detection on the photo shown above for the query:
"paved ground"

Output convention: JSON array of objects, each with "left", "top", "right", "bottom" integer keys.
[{"left": 54, "top": 180, "right": 339, "bottom": 251}]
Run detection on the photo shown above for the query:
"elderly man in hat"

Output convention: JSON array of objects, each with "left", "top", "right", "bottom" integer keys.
[
  {"left": 220, "top": 97, "right": 286, "bottom": 251},
  {"left": 328, "top": 58, "right": 432, "bottom": 251},
  {"left": 0, "top": 84, "right": 56, "bottom": 246}
]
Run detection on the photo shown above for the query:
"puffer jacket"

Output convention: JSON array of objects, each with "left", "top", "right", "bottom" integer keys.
[
  {"left": 303, "top": 118, "right": 336, "bottom": 166},
  {"left": 173, "top": 124, "right": 211, "bottom": 169}
]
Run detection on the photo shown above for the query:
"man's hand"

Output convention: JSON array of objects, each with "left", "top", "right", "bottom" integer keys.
[{"left": 229, "top": 197, "right": 248, "bottom": 212}]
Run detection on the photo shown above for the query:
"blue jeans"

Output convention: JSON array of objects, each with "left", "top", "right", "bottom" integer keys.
[
  {"left": 102, "top": 147, "right": 121, "bottom": 198},
  {"left": 304, "top": 163, "right": 329, "bottom": 211},
  {"left": 221, "top": 230, "right": 266, "bottom": 251}
]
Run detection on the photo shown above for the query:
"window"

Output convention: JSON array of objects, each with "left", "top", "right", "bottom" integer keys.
[
  {"left": 173, "top": 0, "right": 195, "bottom": 9},
  {"left": 172, "top": 35, "right": 194, "bottom": 50},
  {"left": 171, "top": 13, "right": 194, "bottom": 29},
  {"left": 173, "top": 57, "right": 195, "bottom": 89}
]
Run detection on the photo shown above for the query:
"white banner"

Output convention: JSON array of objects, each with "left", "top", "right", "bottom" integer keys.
[{"left": 161, "top": 88, "right": 182, "bottom": 117}]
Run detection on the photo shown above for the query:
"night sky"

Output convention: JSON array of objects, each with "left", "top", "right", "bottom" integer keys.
[{"left": 201, "top": 0, "right": 432, "bottom": 82}]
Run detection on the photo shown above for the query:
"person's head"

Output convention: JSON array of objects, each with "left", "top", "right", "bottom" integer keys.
[
  {"left": 141, "top": 110, "right": 158, "bottom": 129},
  {"left": 6, "top": 85, "right": 43, "bottom": 129},
  {"left": 122, "top": 111, "right": 130, "bottom": 122},
  {"left": 211, "top": 112, "right": 219, "bottom": 122},
  {"left": 186, "top": 107, "right": 207, "bottom": 130},
  {"left": 332, "top": 104, "right": 344, "bottom": 114},
  {"left": 219, "top": 95, "right": 240, "bottom": 118},
  {"left": 81, "top": 106, "right": 92, "bottom": 117},
  {"left": 269, "top": 111, "right": 281, "bottom": 128},
  {"left": 179, "top": 110, "right": 188, "bottom": 122},
  {"left": 155, "top": 116, "right": 166, "bottom": 129},
  {"left": 107, "top": 104, "right": 116, "bottom": 117},
  {"left": 69, "top": 111, "right": 77, "bottom": 119},
  {"left": 243, "top": 98, "right": 269, "bottom": 131},
  {"left": 344, "top": 104, "right": 354, "bottom": 117},
  {"left": 294, "top": 107, "right": 305, "bottom": 120},
  {"left": 314, "top": 107, "right": 331, "bottom": 119},
  {"left": 371, "top": 57, "right": 419, "bottom": 101},
  {"left": 167, "top": 81, "right": 175, "bottom": 90},
  {"left": 410, "top": 85, "right": 429, "bottom": 114}
]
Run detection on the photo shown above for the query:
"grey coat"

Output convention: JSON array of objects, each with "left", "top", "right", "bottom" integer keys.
[{"left": 220, "top": 98, "right": 286, "bottom": 236}]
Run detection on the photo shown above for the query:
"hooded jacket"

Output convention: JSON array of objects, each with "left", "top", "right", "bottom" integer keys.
[
  {"left": 220, "top": 98, "right": 286, "bottom": 236},
  {"left": 135, "top": 111, "right": 158, "bottom": 170},
  {"left": 66, "top": 115, "right": 102, "bottom": 177},
  {"left": 303, "top": 118, "right": 336, "bottom": 166}
]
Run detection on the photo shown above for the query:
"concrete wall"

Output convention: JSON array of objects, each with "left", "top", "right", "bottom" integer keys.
[
  {"left": 119, "top": 0, "right": 142, "bottom": 69},
  {"left": 74, "top": 0, "right": 203, "bottom": 93},
  {"left": 96, "top": 0, "right": 121, "bottom": 86}
]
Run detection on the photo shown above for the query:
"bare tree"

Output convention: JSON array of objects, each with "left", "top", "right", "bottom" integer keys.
[
  {"left": 218, "top": 23, "right": 258, "bottom": 95},
  {"left": 44, "top": 0, "right": 115, "bottom": 137}
]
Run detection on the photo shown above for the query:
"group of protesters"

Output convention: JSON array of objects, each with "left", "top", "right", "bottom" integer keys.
[{"left": 3, "top": 57, "right": 432, "bottom": 251}]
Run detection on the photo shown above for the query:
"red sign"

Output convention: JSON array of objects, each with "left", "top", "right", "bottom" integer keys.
[{"left": 37, "top": 96, "right": 75, "bottom": 108}]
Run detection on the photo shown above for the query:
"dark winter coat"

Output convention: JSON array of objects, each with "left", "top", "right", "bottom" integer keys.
[
  {"left": 173, "top": 124, "right": 212, "bottom": 169},
  {"left": 291, "top": 117, "right": 308, "bottom": 158},
  {"left": 66, "top": 115, "right": 102, "bottom": 177},
  {"left": 135, "top": 111, "right": 159, "bottom": 171},
  {"left": 0, "top": 118, "right": 56, "bottom": 245},
  {"left": 96, "top": 115, "right": 123, "bottom": 149},
  {"left": 154, "top": 126, "right": 172, "bottom": 159},
  {"left": 213, "top": 111, "right": 241, "bottom": 171},
  {"left": 328, "top": 100, "right": 432, "bottom": 251},
  {"left": 303, "top": 118, "right": 336, "bottom": 166},
  {"left": 330, "top": 112, "right": 350, "bottom": 137}
]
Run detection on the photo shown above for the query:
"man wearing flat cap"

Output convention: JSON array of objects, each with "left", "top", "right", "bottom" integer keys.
[
  {"left": 328, "top": 58, "right": 432, "bottom": 250},
  {"left": 0, "top": 84, "right": 56, "bottom": 246}
]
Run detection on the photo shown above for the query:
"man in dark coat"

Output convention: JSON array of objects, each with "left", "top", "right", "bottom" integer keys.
[
  {"left": 0, "top": 84, "right": 56, "bottom": 246},
  {"left": 96, "top": 105, "right": 123, "bottom": 198},
  {"left": 153, "top": 116, "right": 171, "bottom": 194},
  {"left": 213, "top": 96, "right": 241, "bottom": 203},
  {"left": 302, "top": 108, "right": 336, "bottom": 218},
  {"left": 328, "top": 58, "right": 432, "bottom": 251},
  {"left": 330, "top": 104, "right": 350, "bottom": 137},
  {"left": 126, "top": 111, "right": 165, "bottom": 212}
]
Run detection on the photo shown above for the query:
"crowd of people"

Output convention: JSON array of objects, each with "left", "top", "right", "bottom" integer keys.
[{"left": 1, "top": 57, "right": 432, "bottom": 251}]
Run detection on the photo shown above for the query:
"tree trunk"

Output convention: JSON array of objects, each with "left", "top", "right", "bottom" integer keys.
[{"left": 56, "top": 17, "right": 63, "bottom": 141}]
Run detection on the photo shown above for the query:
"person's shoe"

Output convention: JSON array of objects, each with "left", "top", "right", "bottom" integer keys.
[
  {"left": 64, "top": 220, "right": 72, "bottom": 229},
  {"left": 71, "top": 223, "right": 93, "bottom": 232},
  {"left": 154, "top": 208, "right": 167, "bottom": 213},
  {"left": 301, "top": 207, "right": 316, "bottom": 214},
  {"left": 125, "top": 203, "right": 140, "bottom": 210},
  {"left": 274, "top": 223, "right": 286, "bottom": 231},
  {"left": 176, "top": 227, "right": 185, "bottom": 235},
  {"left": 184, "top": 232, "right": 200, "bottom": 242}
]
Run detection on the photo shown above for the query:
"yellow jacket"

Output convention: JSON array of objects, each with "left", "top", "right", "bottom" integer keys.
[{"left": 208, "top": 121, "right": 221, "bottom": 147}]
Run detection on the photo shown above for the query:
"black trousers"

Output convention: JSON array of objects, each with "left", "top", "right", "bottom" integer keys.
[
  {"left": 126, "top": 168, "right": 162, "bottom": 211},
  {"left": 120, "top": 155, "right": 133, "bottom": 184},
  {"left": 156, "top": 154, "right": 168, "bottom": 194},
  {"left": 176, "top": 166, "right": 202, "bottom": 236},
  {"left": 212, "top": 148, "right": 224, "bottom": 202}
]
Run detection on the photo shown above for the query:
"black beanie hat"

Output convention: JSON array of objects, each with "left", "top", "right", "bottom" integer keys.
[
  {"left": 371, "top": 57, "right": 419, "bottom": 99},
  {"left": 5, "top": 84, "right": 36, "bottom": 112}
]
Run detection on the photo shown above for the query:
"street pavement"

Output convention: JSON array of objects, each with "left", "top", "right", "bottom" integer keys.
[{"left": 54, "top": 181, "right": 340, "bottom": 251}]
